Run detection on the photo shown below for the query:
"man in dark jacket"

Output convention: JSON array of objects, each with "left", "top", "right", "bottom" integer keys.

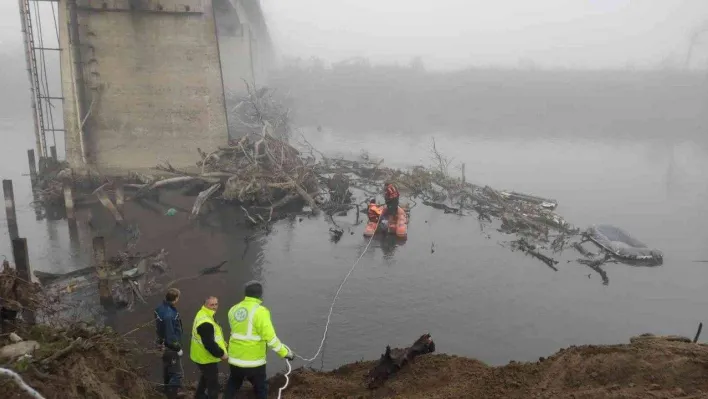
[{"left": 155, "top": 288, "right": 184, "bottom": 399}]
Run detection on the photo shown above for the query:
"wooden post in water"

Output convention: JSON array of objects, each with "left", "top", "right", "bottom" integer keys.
[
  {"left": 38, "top": 157, "right": 46, "bottom": 175},
  {"left": 30, "top": 181, "right": 42, "bottom": 221},
  {"left": 11, "top": 238, "right": 36, "bottom": 324},
  {"left": 87, "top": 208, "right": 94, "bottom": 233},
  {"left": 68, "top": 218, "right": 79, "bottom": 252},
  {"left": 115, "top": 180, "right": 125, "bottom": 211},
  {"left": 27, "top": 149, "right": 37, "bottom": 182},
  {"left": 50, "top": 146, "right": 57, "bottom": 161},
  {"left": 93, "top": 236, "right": 113, "bottom": 307},
  {"left": 63, "top": 181, "right": 75, "bottom": 220},
  {"left": 3, "top": 180, "right": 19, "bottom": 240}
]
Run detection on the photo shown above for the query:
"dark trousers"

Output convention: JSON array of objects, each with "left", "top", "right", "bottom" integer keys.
[
  {"left": 223, "top": 364, "right": 267, "bottom": 399},
  {"left": 195, "top": 362, "right": 220, "bottom": 399},
  {"left": 162, "top": 350, "right": 183, "bottom": 399}
]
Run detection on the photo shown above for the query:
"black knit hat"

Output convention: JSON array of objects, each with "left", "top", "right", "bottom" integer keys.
[{"left": 244, "top": 280, "right": 263, "bottom": 298}]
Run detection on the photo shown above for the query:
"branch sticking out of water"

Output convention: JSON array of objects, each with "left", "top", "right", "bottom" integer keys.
[{"left": 512, "top": 238, "right": 559, "bottom": 271}]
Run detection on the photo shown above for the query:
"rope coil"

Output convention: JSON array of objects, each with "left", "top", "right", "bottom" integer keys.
[{"left": 277, "top": 216, "right": 382, "bottom": 398}]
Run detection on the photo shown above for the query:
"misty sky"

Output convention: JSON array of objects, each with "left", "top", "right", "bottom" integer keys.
[
  {"left": 262, "top": 0, "right": 708, "bottom": 69},
  {"left": 2, "top": 1, "right": 708, "bottom": 70}
]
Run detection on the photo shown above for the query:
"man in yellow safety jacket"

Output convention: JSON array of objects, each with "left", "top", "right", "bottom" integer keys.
[
  {"left": 190, "top": 296, "right": 227, "bottom": 399},
  {"left": 223, "top": 280, "right": 294, "bottom": 399}
]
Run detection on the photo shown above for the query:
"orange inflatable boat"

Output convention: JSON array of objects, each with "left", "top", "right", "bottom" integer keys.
[{"left": 364, "top": 206, "right": 408, "bottom": 238}]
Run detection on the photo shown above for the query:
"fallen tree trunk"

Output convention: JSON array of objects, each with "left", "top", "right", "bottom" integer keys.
[
  {"left": 190, "top": 183, "right": 221, "bottom": 218},
  {"left": 573, "top": 242, "right": 599, "bottom": 258},
  {"left": 366, "top": 333, "right": 436, "bottom": 389},
  {"left": 513, "top": 239, "right": 559, "bottom": 271},
  {"left": 135, "top": 176, "right": 219, "bottom": 198},
  {"left": 93, "top": 185, "right": 124, "bottom": 223},
  {"left": 423, "top": 200, "right": 460, "bottom": 214}
]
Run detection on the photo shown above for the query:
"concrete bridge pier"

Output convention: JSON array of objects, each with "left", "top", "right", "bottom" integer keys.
[{"left": 56, "top": 0, "right": 269, "bottom": 173}]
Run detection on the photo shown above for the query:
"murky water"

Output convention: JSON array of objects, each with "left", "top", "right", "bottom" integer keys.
[
  {"left": 3, "top": 122, "right": 708, "bottom": 382},
  {"left": 3, "top": 78, "right": 708, "bottom": 382}
]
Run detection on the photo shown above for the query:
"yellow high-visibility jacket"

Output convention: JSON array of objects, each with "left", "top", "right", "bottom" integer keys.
[
  {"left": 190, "top": 305, "right": 227, "bottom": 364},
  {"left": 227, "top": 297, "right": 290, "bottom": 368}
]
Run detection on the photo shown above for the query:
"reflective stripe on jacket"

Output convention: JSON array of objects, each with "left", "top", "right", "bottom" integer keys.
[
  {"left": 190, "top": 306, "right": 227, "bottom": 364},
  {"left": 227, "top": 297, "right": 290, "bottom": 368}
]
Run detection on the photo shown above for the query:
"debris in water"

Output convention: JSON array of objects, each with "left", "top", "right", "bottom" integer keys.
[
  {"left": 573, "top": 241, "right": 599, "bottom": 258},
  {"left": 500, "top": 191, "right": 558, "bottom": 210},
  {"left": 329, "top": 228, "right": 344, "bottom": 243},
  {"left": 511, "top": 238, "right": 559, "bottom": 271},
  {"left": 577, "top": 253, "right": 613, "bottom": 285},
  {"left": 190, "top": 183, "right": 220, "bottom": 218},
  {"left": 167, "top": 261, "right": 228, "bottom": 288}
]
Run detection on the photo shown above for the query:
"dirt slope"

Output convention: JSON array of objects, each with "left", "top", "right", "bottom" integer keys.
[
  {"left": 4, "top": 331, "right": 708, "bottom": 398},
  {"left": 1, "top": 324, "right": 161, "bottom": 399},
  {"left": 268, "top": 335, "right": 708, "bottom": 399}
]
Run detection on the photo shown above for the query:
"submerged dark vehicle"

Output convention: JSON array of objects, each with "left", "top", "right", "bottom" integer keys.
[{"left": 586, "top": 224, "right": 663, "bottom": 266}]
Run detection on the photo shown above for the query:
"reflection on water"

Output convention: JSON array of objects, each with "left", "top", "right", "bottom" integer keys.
[{"left": 2, "top": 125, "right": 708, "bottom": 380}]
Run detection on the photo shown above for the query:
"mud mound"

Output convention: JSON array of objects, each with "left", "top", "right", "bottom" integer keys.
[
  {"left": 273, "top": 335, "right": 708, "bottom": 399},
  {"left": 0, "top": 324, "right": 161, "bottom": 399}
]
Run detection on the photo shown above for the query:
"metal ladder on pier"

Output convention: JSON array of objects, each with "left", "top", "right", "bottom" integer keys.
[{"left": 19, "top": 0, "right": 63, "bottom": 161}]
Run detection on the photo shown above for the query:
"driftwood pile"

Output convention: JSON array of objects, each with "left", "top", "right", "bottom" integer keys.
[
  {"left": 32, "top": 249, "right": 169, "bottom": 313},
  {"left": 0, "top": 321, "right": 162, "bottom": 398},
  {"left": 123, "top": 85, "right": 321, "bottom": 221},
  {"left": 27, "top": 83, "right": 614, "bottom": 278},
  {"left": 312, "top": 149, "right": 578, "bottom": 259},
  {"left": 0, "top": 261, "right": 43, "bottom": 315},
  {"left": 226, "top": 83, "right": 291, "bottom": 139}
]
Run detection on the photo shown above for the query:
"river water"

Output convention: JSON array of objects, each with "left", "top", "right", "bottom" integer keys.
[{"left": 3, "top": 79, "right": 708, "bottom": 384}]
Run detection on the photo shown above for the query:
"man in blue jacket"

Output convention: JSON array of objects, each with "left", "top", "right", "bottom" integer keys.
[{"left": 155, "top": 288, "right": 184, "bottom": 399}]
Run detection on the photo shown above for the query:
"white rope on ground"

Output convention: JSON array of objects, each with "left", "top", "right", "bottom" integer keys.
[
  {"left": 277, "top": 215, "right": 383, "bottom": 399},
  {"left": 278, "top": 358, "right": 293, "bottom": 397},
  {"left": 0, "top": 367, "right": 46, "bottom": 399}
]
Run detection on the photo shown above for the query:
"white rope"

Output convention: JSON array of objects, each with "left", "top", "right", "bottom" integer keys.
[
  {"left": 0, "top": 367, "right": 46, "bottom": 399},
  {"left": 276, "top": 358, "right": 293, "bottom": 398},
  {"left": 277, "top": 215, "right": 383, "bottom": 399}
]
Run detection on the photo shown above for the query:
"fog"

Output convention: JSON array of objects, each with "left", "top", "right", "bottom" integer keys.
[
  {"left": 3, "top": 0, "right": 708, "bottom": 383},
  {"left": 270, "top": 65, "right": 708, "bottom": 140},
  {"left": 262, "top": 0, "right": 708, "bottom": 70}
]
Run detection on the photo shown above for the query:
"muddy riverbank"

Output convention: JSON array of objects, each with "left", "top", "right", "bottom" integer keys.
[
  {"left": 4, "top": 326, "right": 708, "bottom": 399},
  {"left": 271, "top": 334, "right": 708, "bottom": 399}
]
